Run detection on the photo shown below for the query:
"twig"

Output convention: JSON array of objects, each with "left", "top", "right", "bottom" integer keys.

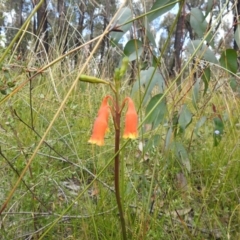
[{"left": 0, "top": 148, "right": 50, "bottom": 212}]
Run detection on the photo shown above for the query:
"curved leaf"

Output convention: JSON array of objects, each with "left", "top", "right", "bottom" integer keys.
[
  {"left": 186, "top": 40, "right": 218, "bottom": 64},
  {"left": 205, "top": 0, "right": 214, "bottom": 18},
  {"left": 190, "top": 8, "right": 213, "bottom": 45},
  {"left": 147, "top": 0, "right": 176, "bottom": 22},
  {"left": 110, "top": 7, "right": 132, "bottom": 43},
  {"left": 171, "top": 142, "right": 191, "bottom": 172},
  {"left": 213, "top": 117, "right": 224, "bottom": 134},
  {"left": 230, "top": 78, "right": 237, "bottom": 91},
  {"left": 145, "top": 93, "right": 167, "bottom": 130},
  {"left": 202, "top": 67, "right": 211, "bottom": 95},
  {"left": 194, "top": 116, "right": 207, "bottom": 136},
  {"left": 144, "top": 134, "right": 161, "bottom": 151},
  {"left": 145, "top": 19, "right": 157, "bottom": 47},
  {"left": 124, "top": 39, "right": 143, "bottom": 61},
  {"left": 192, "top": 78, "right": 200, "bottom": 109},
  {"left": 213, "top": 117, "right": 224, "bottom": 146},
  {"left": 131, "top": 67, "right": 165, "bottom": 105},
  {"left": 219, "top": 49, "right": 238, "bottom": 74},
  {"left": 165, "top": 127, "right": 173, "bottom": 150},
  {"left": 178, "top": 104, "right": 192, "bottom": 132},
  {"left": 190, "top": 8, "right": 207, "bottom": 38},
  {"left": 234, "top": 24, "right": 240, "bottom": 49}
]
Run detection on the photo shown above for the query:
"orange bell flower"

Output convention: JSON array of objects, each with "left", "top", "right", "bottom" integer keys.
[
  {"left": 88, "top": 96, "right": 110, "bottom": 146},
  {"left": 123, "top": 97, "right": 138, "bottom": 139},
  {"left": 97, "top": 95, "right": 111, "bottom": 119},
  {"left": 88, "top": 116, "right": 108, "bottom": 146}
]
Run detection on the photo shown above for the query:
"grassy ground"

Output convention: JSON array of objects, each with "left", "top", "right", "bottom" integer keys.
[
  {"left": 0, "top": 56, "right": 240, "bottom": 240},
  {"left": 0, "top": 22, "right": 240, "bottom": 238}
]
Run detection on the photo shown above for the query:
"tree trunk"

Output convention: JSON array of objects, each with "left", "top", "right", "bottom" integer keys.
[
  {"left": 57, "top": 0, "right": 68, "bottom": 54},
  {"left": 34, "top": 0, "right": 48, "bottom": 54},
  {"left": 174, "top": 14, "right": 185, "bottom": 74}
]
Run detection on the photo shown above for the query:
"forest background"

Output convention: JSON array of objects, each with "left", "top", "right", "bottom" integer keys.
[{"left": 1, "top": 0, "right": 240, "bottom": 239}]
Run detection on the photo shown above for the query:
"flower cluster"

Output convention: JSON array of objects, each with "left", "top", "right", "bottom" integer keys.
[{"left": 88, "top": 96, "right": 138, "bottom": 146}]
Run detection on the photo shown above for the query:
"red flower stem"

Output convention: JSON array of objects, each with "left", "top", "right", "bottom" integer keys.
[{"left": 114, "top": 94, "right": 127, "bottom": 240}]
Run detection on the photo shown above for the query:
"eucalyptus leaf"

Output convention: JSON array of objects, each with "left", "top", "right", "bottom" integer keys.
[
  {"left": 194, "top": 116, "right": 207, "bottom": 136},
  {"left": 190, "top": 8, "right": 207, "bottom": 38},
  {"left": 230, "top": 78, "right": 237, "bottom": 91},
  {"left": 192, "top": 78, "right": 200, "bottom": 109},
  {"left": 178, "top": 104, "right": 192, "bottom": 132},
  {"left": 202, "top": 67, "right": 211, "bottom": 95},
  {"left": 186, "top": 40, "right": 218, "bottom": 64},
  {"left": 213, "top": 117, "right": 224, "bottom": 146},
  {"left": 190, "top": 8, "right": 213, "bottom": 45},
  {"left": 131, "top": 67, "right": 165, "bottom": 105},
  {"left": 145, "top": 19, "right": 157, "bottom": 47},
  {"left": 124, "top": 39, "right": 143, "bottom": 61},
  {"left": 110, "top": 7, "right": 132, "bottom": 43},
  {"left": 205, "top": 0, "right": 214, "bottom": 18},
  {"left": 145, "top": 94, "right": 167, "bottom": 130},
  {"left": 171, "top": 142, "right": 191, "bottom": 172},
  {"left": 165, "top": 127, "right": 172, "bottom": 150},
  {"left": 219, "top": 49, "right": 238, "bottom": 74},
  {"left": 213, "top": 117, "right": 224, "bottom": 134},
  {"left": 234, "top": 24, "right": 240, "bottom": 49},
  {"left": 147, "top": 0, "right": 176, "bottom": 22},
  {"left": 144, "top": 134, "right": 161, "bottom": 152}
]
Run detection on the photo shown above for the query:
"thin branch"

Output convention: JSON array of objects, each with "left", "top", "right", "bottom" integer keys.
[{"left": 0, "top": 148, "right": 50, "bottom": 212}]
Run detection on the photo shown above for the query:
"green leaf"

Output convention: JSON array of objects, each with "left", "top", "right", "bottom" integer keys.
[
  {"left": 172, "top": 111, "right": 179, "bottom": 137},
  {"left": 131, "top": 67, "right": 165, "bottom": 105},
  {"left": 124, "top": 39, "right": 143, "bottom": 61},
  {"left": 234, "top": 24, "right": 240, "bottom": 49},
  {"left": 205, "top": 0, "right": 214, "bottom": 18},
  {"left": 230, "top": 78, "right": 237, "bottom": 91},
  {"left": 110, "top": 7, "right": 132, "bottom": 43},
  {"left": 145, "top": 19, "right": 157, "bottom": 47},
  {"left": 171, "top": 142, "right": 191, "bottom": 172},
  {"left": 147, "top": 0, "right": 176, "bottom": 22},
  {"left": 202, "top": 67, "right": 211, "bottom": 95},
  {"left": 144, "top": 134, "right": 161, "bottom": 152},
  {"left": 165, "top": 127, "right": 172, "bottom": 150},
  {"left": 178, "top": 104, "right": 192, "bottom": 132},
  {"left": 190, "top": 8, "right": 213, "bottom": 45},
  {"left": 190, "top": 8, "right": 207, "bottom": 38},
  {"left": 0, "top": 89, "right": 7, "bottom": 95},
  {"left": 186, "top": 40, "right": 218, "bottom": 64},
  {"left": 213, "top": 117, "right": 224, "bottom": 146},
  {"left": 213, "top": 117, "right": 224, "bottom": 134},
  {"left": 219, "top": 49, "right": 238, "bottom": 74},
  {"left": 145, "top": 94, "right": 167, "bottom": 130},
  {"left": 7, "top": 82, "right": 15, "bottom": 88},
  {"left": 192, "top": 78, "right": 200, "bottom": 109},
  {"left": 119, "top": 57, "right": 129, "bottom": 77},
  {"left": 194, "top": 116, "right": 207, "bottom": 136}
]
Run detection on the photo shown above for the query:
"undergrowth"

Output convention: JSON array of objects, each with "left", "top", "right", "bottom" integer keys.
[
  {"left": 1, "top": 2, "right": 240, "bottom": 240},
  {"left": 1, "top": 59, "right": 240, "bottom": 239}
]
